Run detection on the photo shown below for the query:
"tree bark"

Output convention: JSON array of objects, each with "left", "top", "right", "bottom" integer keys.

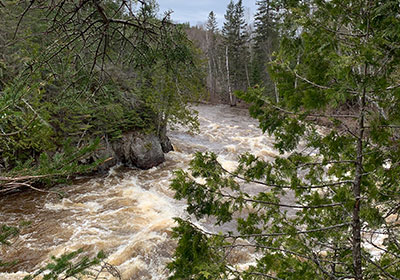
[
  {"left": 352, "top": 6, "right": 372, "bottom": 278},
  {"left": 352, "top": 57, "right": 369, "bottom": 280},
  {"left": 245, "top": 61, "right": 250, "bottom": 88},
  {"left": 206, "top": 31, "right": 214, "bottom": 101},
  {"left": 353, "top": 93, "right": 364, "bottom": 280},
  {"left": 225, "top": 45, "right": 234, "bottom": 106}
]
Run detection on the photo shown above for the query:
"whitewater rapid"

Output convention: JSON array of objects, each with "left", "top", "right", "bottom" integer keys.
[{"left": 0, "top": 104, "right": 279, "bottom": 280}]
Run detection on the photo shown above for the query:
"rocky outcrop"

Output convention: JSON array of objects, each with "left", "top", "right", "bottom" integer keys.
[
  {"left": 93, "top": 131, "right": 173, "bottom": 172},
  {"left": 159, "top": 125, "right": 174, "bottom": 153}
]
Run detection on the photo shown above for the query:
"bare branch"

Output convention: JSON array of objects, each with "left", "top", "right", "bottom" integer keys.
[
  {"left": 185, "top": 219, "right": 351, "bottom": 239},
  {"left": 13, "top": 0, "right": 35, "bottom": 39},
  {"left": 361, "top": 253, "right": 400, "bottom": 280},
  {"left": 293, "top": 70, "right": 331, "bottom": 90}
]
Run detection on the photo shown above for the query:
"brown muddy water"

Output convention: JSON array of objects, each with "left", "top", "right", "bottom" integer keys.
[{"left": 0, "top": 104, "right": 280, "bottom": 280}]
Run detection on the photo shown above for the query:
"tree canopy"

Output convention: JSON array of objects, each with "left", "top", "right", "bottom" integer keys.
[
  {"left": 169, "top": 0, "right": 400, "bottom": 279},
  {"left": 0, "top": 0, "right": 204, "bottom": 191},
  {"left": 223, "top": 0, "right": 250, "bottom": 105}
]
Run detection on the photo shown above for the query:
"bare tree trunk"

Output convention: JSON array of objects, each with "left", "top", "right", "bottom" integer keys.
[
  {"left": 266, "top": 55, "right": 279, "bottom": 103},
  {"left": 245, "top": 62, "right": 250, "bottom": 88},
  {"left": 212, "top": 56, "right": 217, "bottom": 101},
  {"left": 206, "top": 31, "right": 214, "bottom": 101},
  {"left": 208, "top": 59, "right": 213, "bottom": 100},
  {"left": 274, "top": 83, "right": 279, "bottom": 103},
  {"left": 294, "top": 55, "right": 300, "bottom": 89},
  {"left": 225, "top": 45, "right": 234, "bottom": 106}
]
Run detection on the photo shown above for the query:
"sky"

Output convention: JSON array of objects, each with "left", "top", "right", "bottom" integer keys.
[{"left": 156, "top": 0, "right": 257, "bottom": 27}]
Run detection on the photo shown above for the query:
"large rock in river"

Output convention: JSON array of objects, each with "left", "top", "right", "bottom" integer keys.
[{"left": 93, "top": 131, "right": 172, "bottom": 172}]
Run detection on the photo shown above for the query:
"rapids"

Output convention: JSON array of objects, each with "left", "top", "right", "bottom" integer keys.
[{"left": 0, "top": 104, "right": 279, "bottom": 280}]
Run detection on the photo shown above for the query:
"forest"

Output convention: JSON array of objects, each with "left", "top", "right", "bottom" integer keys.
[{"left": 1, "top": 0, "right": 400, "bottom": 280}]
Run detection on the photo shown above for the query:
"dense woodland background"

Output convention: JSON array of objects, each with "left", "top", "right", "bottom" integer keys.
[
  {"left": 0, "top": 0, "right": 204, "bottom": 192},
  {"left": 1, "top": 0, "right": 400, "bottom": 279}
]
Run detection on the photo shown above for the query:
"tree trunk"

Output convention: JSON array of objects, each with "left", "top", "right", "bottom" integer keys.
[
  {"left": 212, "top": 56, "right": 217, "bottom": 101},
  {"left": 208, "top": 58, "right": 213, "bottom": 100},
  {"left": 353, "top": 119, "right": 363, "bottom": 280},
  {"left": 292, "top": 54, "right": 299, "bottom": 107},
  {"left": 245, "top": 61, "right": 250, "bottom": 88},
  {"left": 274, "top": 83, "right": 279, "bottom": 103},
  {"left": 206, "top": 31, "right": 214, "bottom": 101},
  {"left": 352, "top": 60, "right": 368, "bottom": 280},
  {"left": 225, "top": 45, "right": 234, "bottom": 106}
]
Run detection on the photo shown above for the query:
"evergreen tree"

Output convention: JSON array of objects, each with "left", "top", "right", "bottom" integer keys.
[
  {"left": 222, "top": 0, "right": 249, "bottom": 106},
  {"left": 206, "top": 11, "right": 218, "bottom": 35},
  {"left": 0, "top": 0, "right": 204, "bottom": 191},
  {"left": 252, "top": 0, "right": 280, "bottom": 93},
  {"left": 206, "top": 11, "right": 219, "bottom": 101},
  {"left": 169, "top": 0, "right": 400, "bottom": 279}
]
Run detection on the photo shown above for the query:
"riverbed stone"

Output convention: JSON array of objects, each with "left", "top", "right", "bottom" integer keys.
[
  {"left": 93, "top": 131, "right": 170, "bottom": 171},
  {"left": 116, "top": 131, "right": 165, "bottom": 169}
]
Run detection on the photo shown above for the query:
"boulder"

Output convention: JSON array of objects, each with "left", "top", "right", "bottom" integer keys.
[
  {"left": 93, "top": 131, "right": 171, "bottom": 172},
  {"left": 159, "top": 125, "right": 174, "bottom": 153},
  {"left": 115, "top": 132, "right": 165, "bottom": 169}
]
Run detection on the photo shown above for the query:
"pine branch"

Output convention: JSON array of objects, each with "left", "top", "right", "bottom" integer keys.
[
  {"left": 184, "top": 219, "right": 351, "bottom": 239},
  {"left": 361, "top": 253, "right": 400, "bottom": 280},
  {"left": 220, "top": 191, "right": 343, "bottom": 209},
  {"left": 244, "top": 272, "right": 283, "bottom": 280},
  {"left": 0, "top": 116, "right": 36, "bottom": 137},
  {"left": 221, "top": 244, "right": 346, "bottom": 265},
  {"left": 222, "top": 166, "right": 353, "bottom": 189}
]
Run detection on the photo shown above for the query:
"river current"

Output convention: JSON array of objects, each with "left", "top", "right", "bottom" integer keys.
[{"left": 0, "top": 104, "right": 279, "bottom": 280}]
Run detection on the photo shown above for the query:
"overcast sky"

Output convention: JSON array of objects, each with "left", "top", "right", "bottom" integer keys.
[{"left": 156, "top": 0, "right": 257, "bottom": 27}]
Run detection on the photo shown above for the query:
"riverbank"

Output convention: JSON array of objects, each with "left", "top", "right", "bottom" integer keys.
[{"left": 0, "top": 104, "right": 278, "bottom": 280}]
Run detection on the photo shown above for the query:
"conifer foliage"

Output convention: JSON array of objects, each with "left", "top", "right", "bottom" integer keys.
[
  {"left": 252, "top": 0, "right": 280, "bottom": 94},
  {"left": 0, "top": 0, "right": 203, "bottom": 191},
  {"left": 169, "top": 1, "right": 400, "bottom": 279},
  {"left": 223, "top": 0, "right": 250, "bottom": 106},
  {"left": 206, "top": 11, "right": 219, "bottom": 101}
]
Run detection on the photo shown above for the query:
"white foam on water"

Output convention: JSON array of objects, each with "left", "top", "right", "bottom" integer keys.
[
  {"left": 217, "top": 155, "right": 239, "bottom": 173},
  {"left": 5, "top": 104, "right": 369, "bottom": 280},
  {"left": 44, "top": 199, "right": 103, "bottom": 213},
  {"left": 0, "top": 272, "right": 29, "bottom": 280}
]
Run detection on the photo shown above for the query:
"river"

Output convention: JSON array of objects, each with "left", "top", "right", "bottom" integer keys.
[{"left": 0, "top": 104, "right": 279, "bottom": 280}]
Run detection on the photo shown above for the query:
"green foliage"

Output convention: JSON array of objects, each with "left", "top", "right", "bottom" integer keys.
[
  {"left": 0, "top": 0, "right": 204, "bottom": 187},
  {"left": 0, "top": 223, "right": 115, "bottom": 279},
  {"left": 22, "top": 249, "right": 107, "bottom": 280},
  {"left": 251, "top": 0, "right": 280, "bottom": 89},
  {"left": 0, "top": 225, "right": 19, "bottom": 268},
  {"left": 223, "top": 0, "right": 249, "bottom": 92},
  {"left": 168, "top": 219, "right": 229, "bottom": 280},
  {"left": 170, "top": 0, "right": 400, "bottom": 279},
  {"left": 0, "top": 225, "right": 19, "bottom": 246},
  {"left": 171, "top": 153, "right": 240, "bottom": 225}
]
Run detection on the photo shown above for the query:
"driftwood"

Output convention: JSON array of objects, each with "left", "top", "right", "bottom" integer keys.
[{"left": 0, "top": 174, "right": 63, "bottom": 195}]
